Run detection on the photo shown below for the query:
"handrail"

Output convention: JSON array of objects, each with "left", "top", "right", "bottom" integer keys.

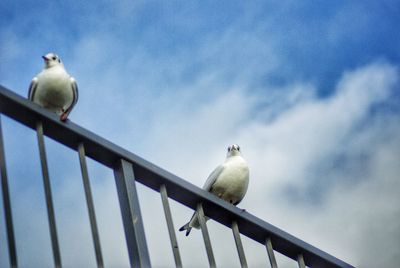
[{"left": 0, "top": 84, "right": 354, "bottom": 268}]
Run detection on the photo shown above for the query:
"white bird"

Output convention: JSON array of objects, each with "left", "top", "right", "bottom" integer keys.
[
  {"left": 28, "top": 53, "right": 78, "bottom": 121},
  {"left": 179, "top": 144, "right": 249, "bottom": 236}
]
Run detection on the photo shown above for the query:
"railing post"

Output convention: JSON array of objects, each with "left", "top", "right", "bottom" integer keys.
[
  {"left": 78, "top": 143, "right": 104, "bottom": 268},
  {"left": 232, "top": 221, "right": 248, "bottom": 268},
  {"left": 197, "top": 203, "right": 216, "bottom": 268},
  {"left": 265, "top": 238, "right": 278, "bottom": 268},
  {"left": 0, "top": 115, "right": 18, "bottom": 267},
  {"left": 36, "top": 121, "right": 62, "bottom": 268},
  {"left": 160, "top": 184, "right": 182, "bottom": 268},
  {"left": 113, "top": 159, "right": 151, "bottom": 268},
  {"left": 297, "top": 253, "right": 306, "bottom": 268}
]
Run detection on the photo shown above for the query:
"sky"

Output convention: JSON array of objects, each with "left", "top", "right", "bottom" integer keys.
[{"left": 1, "top": 1, "right": 400, "bottom": 267}]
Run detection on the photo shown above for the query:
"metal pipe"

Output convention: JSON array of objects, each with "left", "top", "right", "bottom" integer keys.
[
  {"left": 0, "top": 115, "right": 18, "bottom": 267},
  {"left": 197, "top": 203, "right": 216, "bottom": 268},
  {"left": 36, "top": 121, "right": 62, "bottom": 268},
  {"left": 113, "top": 159, "right": 151, "bottom": 268},
  {"left": 160, "top": 184, "right": 182, "bottom": 268},
  {"left": 232, "top": 221, "right": 248, "bottom": 268},
  {"left": 265, "top": 238, "right": 278, "bottom": 268},
  {"left": 298, "top": 253, "right": 306, "bottom": 268},
  {"left": 78, "top": 143, "right": 104, "bottom": 268}
]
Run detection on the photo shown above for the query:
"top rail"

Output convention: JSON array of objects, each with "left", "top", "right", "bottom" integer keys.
[{"left": 0, "top": 84, "right": 354, "bottom": 268}]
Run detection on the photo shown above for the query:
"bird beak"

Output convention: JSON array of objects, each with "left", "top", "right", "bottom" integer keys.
[{"left": 42, "top": 55, "right": 49, "bottom": 62}]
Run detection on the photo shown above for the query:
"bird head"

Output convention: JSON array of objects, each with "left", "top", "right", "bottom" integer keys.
[
  {"left": 42, "top": 53, "right": 63, "bottom": 68},
  {"left": 227, "top": 144, "right": 241, "bottom": 157}
]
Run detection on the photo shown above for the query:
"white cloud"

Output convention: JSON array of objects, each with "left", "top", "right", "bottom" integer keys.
[
  {"left": 131, "top": 61, "right": 399, "bottom": 267},
  {"left": 235, "top": 62, "right": 400, "bottom": 267},
  {"left": 3, "top": 60, "right": 398, "bottom": 267}
]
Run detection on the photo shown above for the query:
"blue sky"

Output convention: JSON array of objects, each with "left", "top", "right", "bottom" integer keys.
[{"left": 1, "top": 1, "right": 400, "bottom": 267}]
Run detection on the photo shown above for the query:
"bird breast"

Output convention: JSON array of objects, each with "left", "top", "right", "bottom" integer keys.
[
  {"left": 211, "top": 157, "right": 249, "bottom": 203},
  {"left": 35, "top": 68, "right": 73, "bottom": 112}
]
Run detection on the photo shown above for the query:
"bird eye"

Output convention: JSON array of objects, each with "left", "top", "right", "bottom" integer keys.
[
  {"left": 228, "top": 146, "right": 231, "bottom": 152},
  {"left": 52, "top": 56, "right": 57, "bottom": 60}
]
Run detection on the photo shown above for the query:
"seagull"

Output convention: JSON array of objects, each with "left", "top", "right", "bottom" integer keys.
[
  {"left": 28, "top": 53, "right": 78, "bottom": 121},
  {"left": 179, "top": 144, "right": 249, "bottom": 236}
]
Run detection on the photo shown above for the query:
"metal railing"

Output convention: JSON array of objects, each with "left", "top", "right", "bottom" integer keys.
[{"left": 0, "top": 84, "right": 354, "bottom": 268}]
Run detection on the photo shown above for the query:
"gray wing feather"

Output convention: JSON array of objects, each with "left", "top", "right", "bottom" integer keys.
[
  {"left": 202, "top": 165, "right": 224, "bottom": 192},
  {"left": 64, "top": 77, "right": 78, "bottom": 114},
  {"left": 180, "top": 163, "right": 224, "bottom": 234},
  {"left": 28, "top": 77, "right": 38, "bottom": 101}
]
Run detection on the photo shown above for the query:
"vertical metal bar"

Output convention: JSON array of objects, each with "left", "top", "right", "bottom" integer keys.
[
  {"left": 231, "top": 221, "right": 248, "bottom": 268},
  {"left": 197, "top": 203, "right": 216, "bottom": 268},
  {"left": 113, "top": 159, "right": 151, "bottom": 268},
  {"left": 0, "top": 116, "right": 18, "bottom": 267},
  {"left": 160, "top": 184, "right": 182, "bottom": 268},
  {"left": 265, "top": 238, "right": 278, "bottom": 268},
  {"left": 78, "top": 143, "right": 104, "bottom": 268},
  {"left": 297, "top": 253, "right": 306, "bottom": 268},
  {"left": 36, "top": 121, "right": 62, "bottom": 268}
]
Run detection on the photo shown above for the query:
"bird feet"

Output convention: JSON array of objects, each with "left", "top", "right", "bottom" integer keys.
[{"left": 60, "top": 113, "right": 68, "bottom": 122}]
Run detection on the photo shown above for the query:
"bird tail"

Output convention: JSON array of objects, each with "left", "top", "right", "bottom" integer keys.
[{"left": 179, "top": 222, "right": 192, "bottom": 236}]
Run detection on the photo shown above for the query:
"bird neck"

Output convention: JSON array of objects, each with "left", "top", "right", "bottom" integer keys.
[
  {"left": 45, "top": 63, "right": 65, "bottom": 70},
  {"left": 226, "top": 154, "right": 242, "bottom": 162}
]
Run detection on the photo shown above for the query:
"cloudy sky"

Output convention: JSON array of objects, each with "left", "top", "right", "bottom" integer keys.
[{"left": 1, "top": 1, "right": 400, "bottom": 267}]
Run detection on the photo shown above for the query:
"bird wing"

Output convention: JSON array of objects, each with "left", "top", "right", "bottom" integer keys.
[
  {"left": 64, "top": 77, "right": 79, "bottom": 115},
  {"left": 28, "top": 77, "right": 38, "bottom": 101},
  {"left": 202, "top": 164, "right": 224, "bottom": 192}
]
